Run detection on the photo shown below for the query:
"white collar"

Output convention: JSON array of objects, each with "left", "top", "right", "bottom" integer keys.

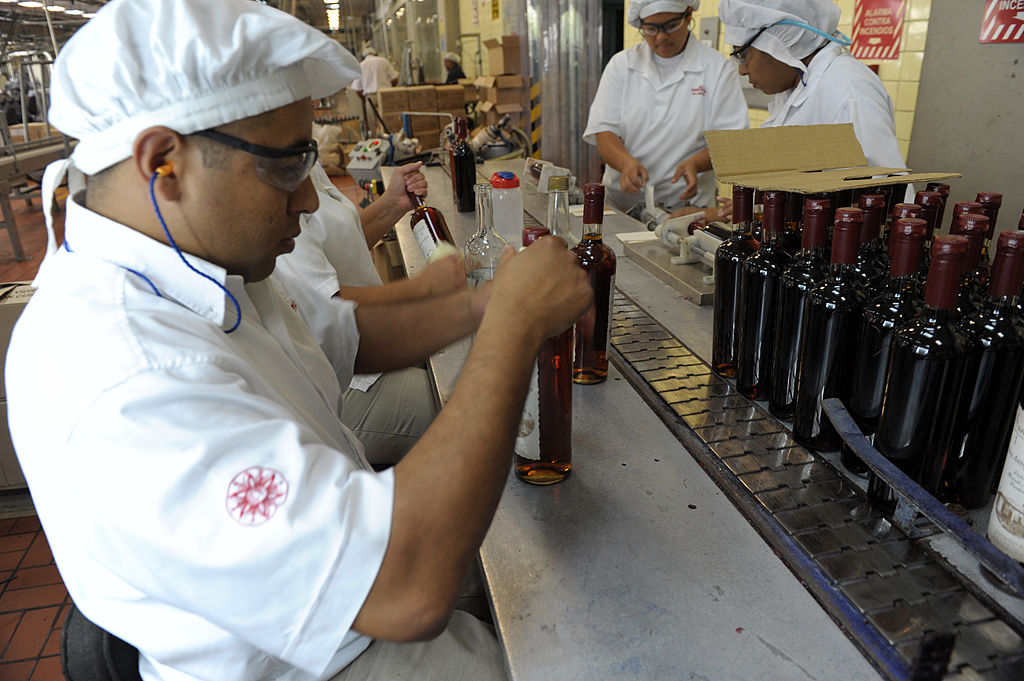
[
  {"left": 628, "top": 35, "right": 706, "bottom": 88},
  {"left": 777, "top": 41, "right": 843, "bottom": 111}
]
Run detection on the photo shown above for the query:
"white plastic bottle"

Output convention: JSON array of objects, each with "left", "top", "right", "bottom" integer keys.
[{"left": 490, "top": 171, "right": 523, "bottom": 236}]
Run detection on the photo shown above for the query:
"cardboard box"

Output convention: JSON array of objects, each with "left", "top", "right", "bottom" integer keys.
[
  {"left": 376, "top": 113, "right": 402, "bottom": 135},
  {"left": 0, "top": 282, "right": 32, "bottom": 491},
  {"left": 406, "top": 86, "right": 438, "bottom": 113},
  {"left": 704, "top": 124, "right": 959, "bottom": 194},
  {"left": 477, "top": 100, "right": 528, "bottom": 131},
  {"left": 457, "top": 78, "right": 478, "bottom": 103},
  {"left": 484, "top": 35, "right": 521, "bottom": 75},
  {"left": 0, "top": 399, "right": 25, "bottom": 489},
  {"left": 411, "top": 128, "right": 442, "bottom": 148},
  {"left": 435, "top": 84, "right": 465, "bottom": 110},
  {"left": 6, "top": 121, "right": 57, "bottom": 142},
  {"left": 376, "top": 87, "right": 411, "bottom": 114}
]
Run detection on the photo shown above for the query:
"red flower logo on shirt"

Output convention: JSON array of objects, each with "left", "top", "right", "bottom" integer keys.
[
  {"left": 691, "top": 85, "right": 706, "bottom": 96},
  {"left": 226, "top": 466, "right": 289, "bottom": 525}
]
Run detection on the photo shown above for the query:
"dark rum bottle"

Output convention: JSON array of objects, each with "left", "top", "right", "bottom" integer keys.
[
  {"left": 843, "top": 218, "right": 927, "bottom": 475},
  {"left": 947, "top": 230, "right": 1024, "bottom": 509},
  {"left": 449, "top": 115, "right": 476, "bottom": 213},
  {"left": 792, "top": 208, "right": 867, "bottom": 451},
  {"left": 924, "top": 182, "right": 950, "bottom": 230},
  {"left": 782, "top": 191, "right": 803, "bottom": 256},
  {"left": 737, "top": 190, "right": 792, "bottom": 399},
  {"left": 952, "top": 213, "right": 990, "bottom": 315},
  {"left": 975, "top": 191, "right": 1002, "bottom": 263},
  {"left": 853, "top": 192, "right": 888, "bottom": 287},
  {"left": 573, "top": 183, "right": 617, "bottom": 384},
  {"left": 768, "top": 197, "right": 830, "bottom": 419},
  {"left": 408, "top": 191, "right": 457, "bottom": 262},
  {"left": 712, "top": 185, "right": 759, "bottom": 377},
  {"left": 949, "top": 200, "right": 984, "bottom": 234},
  {"left": 870, "top": 236, "right": 970, "bottom": 507}
]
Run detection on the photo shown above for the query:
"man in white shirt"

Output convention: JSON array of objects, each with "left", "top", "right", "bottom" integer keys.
[
  {"left": 351, "top": 47, "right": 399, "bottom": 130},
  {"left": 5, "top": 1, "right": 590, "bottom": 680}
]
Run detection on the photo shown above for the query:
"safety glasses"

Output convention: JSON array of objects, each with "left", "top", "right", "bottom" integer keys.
[
  {"left": 730, "top": 24, "right": 770, "bottom": 65},
  {"left": 193, "top": 129, "right": 319, "bottom": 192},
  {"left": 639, "top": 12, "right": 690, "bottom": 37}
]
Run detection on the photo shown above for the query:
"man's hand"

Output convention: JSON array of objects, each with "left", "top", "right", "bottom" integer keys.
[
  {"left": 486, "top": 237, "right": 592, "bottom": 344},
  {"left": 619, "top": 157, "right": 649, "bottom": 194},
  {"left": 671, "top": 158, "right": 699, "bottom": 201},
  {"left": 382, "top": 161, "right": 428, "bottom": 212},
  {"left": 414, "top": 252, "right": 466, "bottom": 297}
]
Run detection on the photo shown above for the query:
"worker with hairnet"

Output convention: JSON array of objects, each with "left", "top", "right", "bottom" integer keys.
[
  {"left": 6, "top": 0, "right": 592, "bottom": 679},
  {"left": 719, "top": 0, "right": 906, "bottom": 172},
  {"left": 584, "top": 0, "right": 749, "bottom": 222},
  {"left": 443, "top": 52, "right": 466, "bottom": 84}
]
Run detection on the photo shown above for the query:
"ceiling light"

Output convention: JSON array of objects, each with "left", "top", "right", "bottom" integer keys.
[
  {"left": 82, "top": 11, "right": 95, "bottom": 17},
  {"left": 45, "top": 4, "right": 66, "bottom": 12},
  {"left": 64, "top": 7, "right": 83, "bottom": 14},
  {"left": 17, "top": 1, "right": 45, "bottom": 7}
]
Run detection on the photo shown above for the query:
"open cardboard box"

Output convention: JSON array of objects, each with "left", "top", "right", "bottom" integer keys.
[{"left": 704, "top": 123, "right": 959, "bottom": 194}]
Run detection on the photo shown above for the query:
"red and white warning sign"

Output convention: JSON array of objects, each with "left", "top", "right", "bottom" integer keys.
[
  {"left": 980, "top": 0, "right": 1024, "bottom": 44},
  {"left": 850, "top": 0, "right": 907, "bottom": 60}
]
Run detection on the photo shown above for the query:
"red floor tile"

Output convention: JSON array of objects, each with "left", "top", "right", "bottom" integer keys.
[
  {"left": 41, "top": 628, "right": 61, "bottom": 657},
  {"left": 0, "top": 518, "right": 16, "bottom": 535},
  {"left": 19, "top": 534, "right": 53, "bottom": 569},
  {"left": 28, "top": 655, "right": 63, "bottom": 681},
  {"left": 0, "top": 584, "right": 67, "bottom": 614},
  {"left": 0, "top": 659, "right": 34, "bottom": 681},
  {"left": 10, "top": 517, "right": 41, "bottom": 534},
  {"left": 0, "top": 610, "right": 21, "bottom": 652},
  {"left": 5, "top": 606, "right": 58, "bottom": 661},
  {"left": 0, "top": 551, "right": 22, "bottom": 571},
  {"left": 7, "top": 565, "right": 62, "bottom": 591},
  {"left": 0, "top": 533, "right": 35, "bottom": 554}
]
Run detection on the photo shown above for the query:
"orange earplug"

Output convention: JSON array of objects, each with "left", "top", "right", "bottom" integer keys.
[{"left": 154, "top": 161, "right": 174, "bottom": 177}]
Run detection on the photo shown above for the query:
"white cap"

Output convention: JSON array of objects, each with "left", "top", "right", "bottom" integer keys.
[
  {"left": 49, "top": 0, "right": 361, "bottom": 175},
  {"left": 362, "top": 46, "right": 378, "bottom": 57},
  {"left": 443, "top": 52, "right": 461, "bottom": 64},
  {"left": 627, "top": 0, "right": 700, "bottom": 28},
  {"left": 719, "top": 0, "right": 840, "bottom": 73}
]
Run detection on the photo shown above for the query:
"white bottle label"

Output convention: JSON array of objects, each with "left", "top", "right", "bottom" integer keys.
[
  {"left": 412, "top": 220, "right": 437, "bottom": 262},
  {"left": 988, "top": 403, "right": 1024, "bottom": 561},
  {"left": 514, "top": 361, "right": 541, "bottom": 462}
]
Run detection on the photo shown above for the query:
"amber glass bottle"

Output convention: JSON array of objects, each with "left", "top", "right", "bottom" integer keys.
[
  {"left": 408, "top": 192, "right": 456, "bottom": 262},
  {"left": 870, "top": 236, "right": 970, "bottom": 507},
  {"left": 768, "top": 197, "right": 830, "bottom": 419},
  {"left": 947, "top": 230, "right": 1024, "bottom": 508},
  {"left": 712, "top": 185, "right": 759, "bottom": 377},
  {"left": 449, "top": 115, "right": 476, "bottom": 213},
  {"left": 573, "top": 184, "right": 617, "bottom": 384},
  {"left": 737, "top": 190, "right": 792, "bottom": 399},
  {"left": 792, "top": 208, "right": 867, "bottom": 451},
  {"left": 843, "top": 218, "right": 926, "bottom": 475}
]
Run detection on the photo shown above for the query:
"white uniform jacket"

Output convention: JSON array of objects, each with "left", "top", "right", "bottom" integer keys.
[
  {"left": 351, "top": 55, "right": 397, "bottom": 95},
  {"left": 5, "top": 197, "right": 393, "bottom": 681},
  {"left": 764, "top": 42, "right": 905, "bottom": 171},
  {"left": 583, "top": 36, "right": 749, "bottom": 212}
]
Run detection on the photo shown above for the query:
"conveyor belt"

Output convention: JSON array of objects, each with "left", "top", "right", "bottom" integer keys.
[{"left": 608, "top": 290, "right": 1024, "bottom": 681}]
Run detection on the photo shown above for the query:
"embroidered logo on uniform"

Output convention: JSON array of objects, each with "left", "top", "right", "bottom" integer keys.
[
  {"left": 290, "top": 299, "right": 298, "bottom": 312},
  {"left": 226, "top": 466, "right": 289, "bottom": 525},
  {"left": 691, "top": 85, "right": 706, "bottom": 96}
]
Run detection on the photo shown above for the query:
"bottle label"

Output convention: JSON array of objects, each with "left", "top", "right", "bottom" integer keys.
[
  {"left": 514, "top": 361, "right": 541, "bottom": 461},
  {"left": 601, "top": 273, "right": 616, "bottom": 345},
  {"left": 412, "top": 220, "right": 438, "bottom": 262},
  {"left": 988, "top": 403, "right": 1024, "bottom": 560}
]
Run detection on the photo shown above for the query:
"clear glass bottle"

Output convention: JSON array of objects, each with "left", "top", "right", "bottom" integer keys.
[
  {"left": 949, "top": 230, "right": 1024, "bottom": 509},
  {"left": 463, "top": 183, "right": 509, "bottom": 287},
  {"left": 545, "top": 175, "right": 575, "bottom": 246},
  {"left": 713, "top": 185, "right": 759, "bottom": 378},
  {"left": 870, "top": 235, "right": 970, "bottom": 509},
  {"left": 572, "top": 183, "right": 616, "bottom": 384},
  {"left": 768, "top": 197, "right": 830, "bottom": 419},
  {"left": 737, "top": 189, "right": 792, "bottom": 399},
  {"left": 792, "top": 207, "right": 867, "bottom": 451},
  {"left": 843, "top": 218, "right": 927, "bottom": 475},
  {"left": 449, "top": 115, "right": 476, "bottom": 213},
  {"left": 408, "top": 191, "right": 456, "bottom": 263}
]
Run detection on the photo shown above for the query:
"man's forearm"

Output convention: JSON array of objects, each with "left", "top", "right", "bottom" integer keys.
[{"left": 594, "top": 130, "right": 633, "bottom": 173}]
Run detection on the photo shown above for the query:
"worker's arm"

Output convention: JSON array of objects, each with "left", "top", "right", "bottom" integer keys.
[
  {"left": 335, "top": 252, "right": 465, "bottom": 306},
  {"left": 670, "top": 148, "right": 713, "bottom": 202},
  {"left": 358, "top": 162, "right": 428, "bottom": 248},
  {"left": 351, "top": 237, "right": 592, "bottom": 641},
  {"left": 594, "top": 130, "right": 647, "bottom": 194}
]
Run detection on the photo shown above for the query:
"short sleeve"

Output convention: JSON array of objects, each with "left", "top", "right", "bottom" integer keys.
[{"left": 583, "top": 54, "right": 627, "bottom": 145}]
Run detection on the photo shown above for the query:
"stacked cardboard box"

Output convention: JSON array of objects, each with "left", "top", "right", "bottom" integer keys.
[
  {"left": 373, "top": 85, "right": 449, "bottom": 142},
  {"left": 0, "top": 283, "right": 33, "bottom": 490},
  {"left": 475, "top": 35, "right": 530, "bottom": 132}
]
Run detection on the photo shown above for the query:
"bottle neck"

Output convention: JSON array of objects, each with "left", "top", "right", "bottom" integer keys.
[
  {"left": 547, "top": 189, "right": 572, "bottom": 242},
  {"left": 475, "top": 192, "right": 494, "bottom": 237},
  {"left": 924, "top": 257, "right": 963, "bottom": 311},
  {"left": 582, "top": 220, "right": 604, "bottom": 239},
  {"left": 408, "top": 192, "right": 426, "bottom": 209},
  {"left": 732, "top": 218, "right": 754, "bottom": 237}
]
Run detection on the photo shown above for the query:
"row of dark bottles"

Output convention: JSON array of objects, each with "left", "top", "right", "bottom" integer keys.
[{"left": 713, "top": 182, "right": 1024, "bottom": 512}]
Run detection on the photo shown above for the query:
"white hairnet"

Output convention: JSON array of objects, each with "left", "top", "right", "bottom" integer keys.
[
  {"left": 719, "top": 0, "right": 841, "bottom": 73},
  {"left": 362, "top": 47, "right": 378, "bottom": 57},
  {"left": 49, "top": 0, "right": 361, "bottom": 175},
  {"left": 443, "top": 52, "right": 461, "bottom": 64},
  {"left": 627, "top": 0, "right": 700, "bottom": 28}
]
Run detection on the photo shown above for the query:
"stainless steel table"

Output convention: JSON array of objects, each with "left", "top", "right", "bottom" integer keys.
[{"left": 383, "top": 160, "right": 882, "bottom": 681}]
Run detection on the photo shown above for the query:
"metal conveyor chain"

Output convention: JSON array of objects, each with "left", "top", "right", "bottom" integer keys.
[{"left": 607, "top": 289, "right": 1024, "bottom": 681}]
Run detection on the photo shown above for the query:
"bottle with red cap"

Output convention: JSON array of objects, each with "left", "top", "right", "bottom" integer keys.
[
  {"left": 781, "top": 191, "right": 804, "bottom": 257},
  {"left": 924, "top": 182, "right": 951, "bottom": 229},
  {"left": 952, "top": 213, "right": 990, "bottom": 315},
  {"left": 852, "top": 192, "right": 888, "bottom": 287},
  {"left": 490, "top": 170, "right": 523, "bottom": 234},
  {"left": 449, "top": 115, "right": 476, "bottom": 212},
  {"left": 913, "top": 190, "right": 944, "bottom": 282},
  {"left": 792, "top": 207, "right": 867, "bottom": 451},
  {"left": 737, "top": 190, "right": 792, "bottom": 399},
  {"left": 572, "top": 183, "right": 617, "bottom": 384},
  {"left": 769, "top": 197, "right": 830, "bottom": 419},
  {"left": 948, "top": 200, "right": 984, "bottom": 234},
  {"left": 870, "top": 235, "right": 971, "bottom": 509},
  {"left": 946, "top": 230, "right": 1024, "bottom": 508},
  {"left": 975, "top": 191, "right": 1002, "bottom": 262},
  {"left": 712, "top": 185, "right": 759, "bottom": 377}
]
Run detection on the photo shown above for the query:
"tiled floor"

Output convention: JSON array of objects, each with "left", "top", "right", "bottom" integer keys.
[{"left": 0, "top": 170, "right": 365, "bottom": 678}]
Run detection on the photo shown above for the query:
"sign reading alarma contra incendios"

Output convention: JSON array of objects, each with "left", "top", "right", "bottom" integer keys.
[
  {"left": 980, "top": 0, "right": 1024, "bottom": 43},
  {"left": 850, "top": 0, "right": 907, "bottom": 60}
]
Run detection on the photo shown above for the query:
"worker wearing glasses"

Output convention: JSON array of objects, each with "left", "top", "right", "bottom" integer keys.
[
  {"left": 584, "top": 0, "right": 748, "bottom": 222},
  {"left": 719, "top": 0, "right": 906, "bottom": 175}
]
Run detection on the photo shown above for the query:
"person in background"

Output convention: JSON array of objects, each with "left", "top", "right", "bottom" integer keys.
[
  {"left": 6, "top": 1, "right": 591, "bottom": 679},
  {"left": 276, "top": 160, "right": 465, "bottom": 465},
  {"left": 719, "top": 0, "right": 906, "bottom": 172},
  {"left": 583, "top": 0, "right": 749, "bottom": 222},
  {"left": 351, "top": 46, "right": 399, "bottom": 130},
  {"left": 443, "top": 52, "right": 467, "bottom": 84}
]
